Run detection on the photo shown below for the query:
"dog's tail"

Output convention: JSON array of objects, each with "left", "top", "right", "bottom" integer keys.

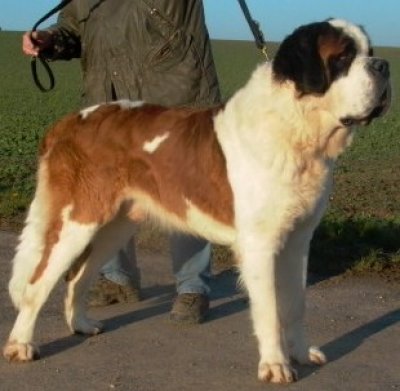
[{"left": 9, "top": 163, "right": 50, "bottom": 309}]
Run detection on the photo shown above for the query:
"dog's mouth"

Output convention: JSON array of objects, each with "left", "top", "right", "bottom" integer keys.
[{"left": 340, "top": 86, "right": 391, "bottom": 127}]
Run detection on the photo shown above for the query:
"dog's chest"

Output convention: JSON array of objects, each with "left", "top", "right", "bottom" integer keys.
[{"left": 226, "top": 149, "right": 332, "bottom": 230}]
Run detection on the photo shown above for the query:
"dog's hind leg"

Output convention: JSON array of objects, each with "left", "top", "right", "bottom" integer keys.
[
  {"left": 8, "top": 166, "right": 51, "bottom": 310},
  {"left": 3, "top": 205, "right": 99, "bottom": 363},
  {"left": 64, "top": 214, "right": 137, "bottom": 335}
]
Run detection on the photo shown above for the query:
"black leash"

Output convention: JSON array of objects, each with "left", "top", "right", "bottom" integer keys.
[
  {"left": 237, "top": 0, "right": 269, "bottom": 60},
  {"left": 30, "top": 0, "right": 73, "bottom": 92}
]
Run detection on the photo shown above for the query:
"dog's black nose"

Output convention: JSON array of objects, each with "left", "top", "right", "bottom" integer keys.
[{"left": 368, "top": 58, "right": 390, "bottom": 78}]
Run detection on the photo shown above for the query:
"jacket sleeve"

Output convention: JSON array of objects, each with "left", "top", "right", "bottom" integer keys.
[{"left": 42, "top": 2, "right": 82, "bottom": 60}]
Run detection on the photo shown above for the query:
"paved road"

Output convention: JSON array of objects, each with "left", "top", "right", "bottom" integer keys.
[{"left": 0, "top": 230, "right": 399, "bottom": 391}]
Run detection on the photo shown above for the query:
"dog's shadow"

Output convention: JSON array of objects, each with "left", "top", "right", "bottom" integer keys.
[
  {"left": 40, "top": 271, "right": 400, "bottom": 381},
  {"left": 40, "top": 270, "right": 246, "bottom": 358},
  {"left": 39, "top": 290, "right": 174, "bottom": 359}
]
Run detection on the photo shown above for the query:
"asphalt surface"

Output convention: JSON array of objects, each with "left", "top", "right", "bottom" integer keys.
[{"left": 0, "top": 230, "right": 399, "bottom": 391}]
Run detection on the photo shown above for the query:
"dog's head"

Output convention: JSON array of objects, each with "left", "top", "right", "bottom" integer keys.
[{"left": 273, "top": 19, "right": 391, "bottom": 126}]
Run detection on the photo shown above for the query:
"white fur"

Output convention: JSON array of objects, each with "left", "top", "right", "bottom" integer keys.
[
  {"left": 9, "top": 165, "right": 50, "bottom": 308},
  {"left": 214, "top": 63, "right": 341, "bottom": 382},
  {"left": 328, "top": 56, "right": 387, "bottom": 121},
  {"left": 184, "top": 199, "right": 236, "bottom": 245},
  {"left": 112, "top": 99, "right": 144, "bottom": 110},
  {"left": 215, "top": 66, "right": 299, "bottom": 379},
  {"left": 80, "top": 100, "right": 144, "bottom": 119},
  {"left": 143, "top": 132, "right": 170, "bottom": 153},
  {"left": 212, "top": 25, "right": 389, "bottom": 380},
  {"left": 80, "top": 104, "right": 101, "bottom": 119}
]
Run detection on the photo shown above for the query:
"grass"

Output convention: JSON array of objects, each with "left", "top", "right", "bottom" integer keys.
[
  {"left": 0, "top": 31, "right": 399, "bottom": 276},
  {"left": 0, "top": 32, "right": 81, "bottom": 220}
]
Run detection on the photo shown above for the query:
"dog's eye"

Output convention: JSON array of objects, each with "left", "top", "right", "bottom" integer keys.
[
  {"left": 333, "top": 52, "right": 355, "bottom": 70},
  {"left": 337, "top": 54, "right": 348, "bottom": 63}
]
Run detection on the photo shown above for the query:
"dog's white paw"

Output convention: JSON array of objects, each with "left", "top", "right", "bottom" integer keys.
[
  {"left": 308, "top": 346, "right": 327, "bottom": 365},
  {"left": 291, "top": 345, "right": 327, "bottom": 366},
  {"left": 3, "top": 340, "right": 40, "bottom": 363},
  {"left": 258, "top": 362, "right": 298, "bottom": 384},
  {"left": 70, "top": 317, "right": 104, "bottom": 336}
]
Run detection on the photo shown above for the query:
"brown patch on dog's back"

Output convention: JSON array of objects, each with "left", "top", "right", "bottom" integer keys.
[
  {"left": 39, "top": 103, "right": 234, "bottom": 229},
  {"left": 28, "top": 102, "right": 235, "bottom": 285}
]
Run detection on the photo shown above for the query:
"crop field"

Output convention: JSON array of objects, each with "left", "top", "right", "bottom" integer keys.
[{"left": 0, "top": 31, "right": 399, "bottom": 275}]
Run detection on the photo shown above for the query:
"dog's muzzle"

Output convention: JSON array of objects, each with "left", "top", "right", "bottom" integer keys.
[
  {"left": 341, "top": 58, "right": 391, "bottom": 127},
  {"left": 368, "top": 58, "right": 392, "bottom": 122}
]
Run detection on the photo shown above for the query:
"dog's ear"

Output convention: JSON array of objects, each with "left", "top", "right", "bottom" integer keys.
[{"left": 273, "top": 22, "right": 337, "bottom": 95}]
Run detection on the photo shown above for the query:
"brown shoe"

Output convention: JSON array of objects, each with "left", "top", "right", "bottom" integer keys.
[
  {"left": 88, "top": 276, "right": 141, "bottom": 307},
  {"left": 170, "top": 293, "right": 210, "bottom": 324}
]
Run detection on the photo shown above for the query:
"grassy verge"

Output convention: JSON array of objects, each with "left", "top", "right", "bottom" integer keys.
[{"left": 310, "top": 217, "right": 400, "bottom": 275}]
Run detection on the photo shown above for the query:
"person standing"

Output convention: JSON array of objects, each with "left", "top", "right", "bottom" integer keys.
[{"left": 22, "top": 0, "right": 220, "bottom": 324}]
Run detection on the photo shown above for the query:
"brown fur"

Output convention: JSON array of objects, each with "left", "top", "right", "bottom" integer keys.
[{"left": 32, "top": 103, "right": 233, "bottom": 281}]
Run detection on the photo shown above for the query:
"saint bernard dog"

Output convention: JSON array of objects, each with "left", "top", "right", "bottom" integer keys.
[{"left": 4, "top": 19, "right": 391, "bottom": 384}]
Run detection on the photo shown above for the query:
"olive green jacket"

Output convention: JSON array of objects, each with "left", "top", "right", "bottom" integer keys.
[{"left": 46, "top": 0, "right": 221, "bottom": 107}]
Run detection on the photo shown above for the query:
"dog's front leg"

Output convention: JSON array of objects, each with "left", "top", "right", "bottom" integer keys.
[
  {"left": 277, "top": 228, "right": 326, "bottom": 367},
  {"left": 237, "top": 231, "right": 297, "bottom": 384}
]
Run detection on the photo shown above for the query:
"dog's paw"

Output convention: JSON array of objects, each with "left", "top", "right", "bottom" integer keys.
[
  {"left": 71, "top": 317, "right": 104, "bottom": 336},
  {"left": 291, "top": 345, "right": 327, "bottom": 366},
  {"left": 308, "top": 346, "right": 327, "bottom": 365},
  {"left": 258, "top": 362, "right": 298, "bottom": 384},
  {"left": 3, "top": 340, "right": 39, "bottom": 363}
]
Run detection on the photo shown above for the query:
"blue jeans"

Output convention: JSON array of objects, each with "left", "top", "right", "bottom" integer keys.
[
  {"left": 100, "top": 238, "right": 141, "bottom": 286},
  {"left": 170, "top": 233, "right": 211, "bottom": 295},
  {"left": 101, "top": 233, "right": 211, "bottom": 296}
]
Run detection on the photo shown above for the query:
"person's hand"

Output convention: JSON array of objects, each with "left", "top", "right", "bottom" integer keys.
[{"left": 22, "top": 30, "right": 53, "bottom": 57}]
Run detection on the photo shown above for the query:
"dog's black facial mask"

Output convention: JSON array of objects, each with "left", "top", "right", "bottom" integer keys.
[{"left": 273, "top": 22, "right": 357, "bottom": 95}]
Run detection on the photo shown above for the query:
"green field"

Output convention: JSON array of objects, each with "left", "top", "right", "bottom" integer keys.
[{"left": 0, "top": 31, "right": 399, "bottom": 275}]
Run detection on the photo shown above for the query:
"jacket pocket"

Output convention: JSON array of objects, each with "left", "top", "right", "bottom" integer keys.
[
  {"left": 140, "top": 3, "right": 205, "bottom": 106},
  {"left": 142, "top": 33, "right": 204, "bottom": 106}
]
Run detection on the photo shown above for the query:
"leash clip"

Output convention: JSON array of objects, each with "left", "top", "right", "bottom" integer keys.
[
  {"left": 261, "top": 45, "right": 270, "bottom": 61},
  {"left": 237, "top": 0, "right": 271, "bottom": 61}
]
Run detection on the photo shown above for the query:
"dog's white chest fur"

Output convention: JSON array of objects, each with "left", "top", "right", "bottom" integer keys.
[{"left": 215, "top": 65, "right": 333, "bottom": 246}]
